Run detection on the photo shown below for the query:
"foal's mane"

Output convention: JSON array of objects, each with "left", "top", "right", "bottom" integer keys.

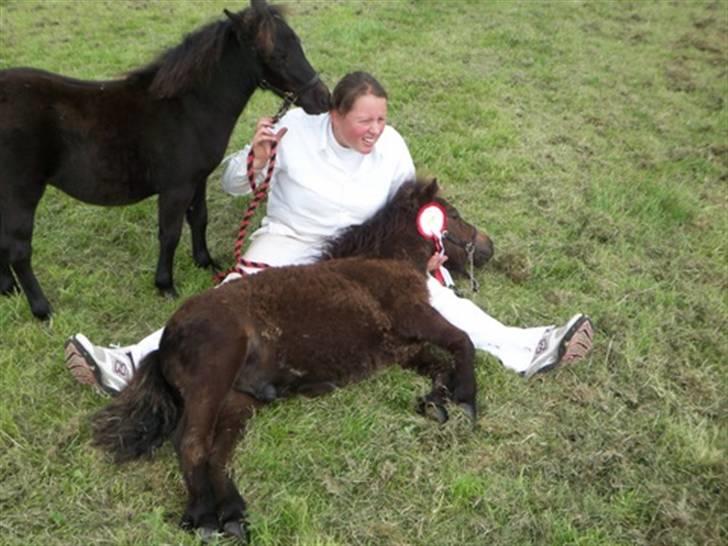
[
  {"left": 127, "top": 5, "right": 286, "bottom": 98},
  {"left": 322, "top": 179, "right": 436, "bottom": 262}
]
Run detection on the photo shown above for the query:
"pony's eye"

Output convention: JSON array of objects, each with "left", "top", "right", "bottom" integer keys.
[{"left": 270, "top": 49, "right": 289, "bottom": 65}]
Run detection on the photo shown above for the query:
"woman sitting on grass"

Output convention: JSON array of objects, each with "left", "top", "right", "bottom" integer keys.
[{"left": 65, "top": 71, "right": 593, "bottom": 396}]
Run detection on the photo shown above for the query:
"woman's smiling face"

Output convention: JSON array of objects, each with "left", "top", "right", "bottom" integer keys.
[{"left": 331, "top": 93, "right": 388, "bottom": 154}]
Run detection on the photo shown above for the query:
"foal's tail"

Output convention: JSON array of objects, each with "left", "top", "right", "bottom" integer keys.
[{"left": 91, "top": 351, "right": 181, "bottom": 463}]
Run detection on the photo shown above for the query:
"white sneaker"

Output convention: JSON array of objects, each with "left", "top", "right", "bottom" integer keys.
[
  {"left": 64, "top": 333, "right": 135, "bottom": 395},
  {"left": 524, "top": 314, "right": 594, "bottom": 378}
]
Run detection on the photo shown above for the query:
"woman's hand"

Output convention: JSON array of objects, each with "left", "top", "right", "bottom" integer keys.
[
  {"left": 427, "top": 252, "right": 448, "bottom": 272},
  {"left": 251, "top": 117, "right": 288, "bottom": 170}
]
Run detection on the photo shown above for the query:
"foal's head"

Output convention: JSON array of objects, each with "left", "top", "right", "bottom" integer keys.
[
  {"left": 436, "top": 198, "right": 493, "bottom": 274},
  {"left": 322, "top": 178, "right": 493, "bottom": 276},
  {"left": 410, "top": 179, "right": 494, "bottom": 274},
  {"left": 225, "top": 0, "right": 331, "bottom": 114}
]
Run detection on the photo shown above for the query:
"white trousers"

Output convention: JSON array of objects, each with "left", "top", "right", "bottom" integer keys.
[
  {"left": 426, "top": 277, "right": 549, "bottom": 373},
  {"left": 124, "top": 271, "right": 548, "bottom": 375}
]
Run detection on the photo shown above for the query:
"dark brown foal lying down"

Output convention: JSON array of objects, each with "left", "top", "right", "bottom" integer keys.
[{"left": 90, "top": 179, "right": 494, "bottom": 542}]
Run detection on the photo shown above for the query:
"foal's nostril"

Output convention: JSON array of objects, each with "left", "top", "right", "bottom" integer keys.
[{"left": 474, "top": 237, "right": 494, "bottom": 265}]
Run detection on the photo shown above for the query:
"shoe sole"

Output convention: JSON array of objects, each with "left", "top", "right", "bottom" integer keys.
[
  {"left": 64, "top": 338, "right": 118, "bottom": 396},
  {"left": 535, "top": 316, "right": 594, "bottom": 375}
]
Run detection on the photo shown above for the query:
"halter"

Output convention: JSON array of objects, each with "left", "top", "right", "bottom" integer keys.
[
  {"left": 259, "top": 72, "right": 322, "bottom": 116},
  {"left": 443, "top": 230, "right": 480, "bottom": 293}
]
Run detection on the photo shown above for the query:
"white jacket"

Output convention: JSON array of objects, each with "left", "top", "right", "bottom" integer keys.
[{"left": 222, "top": 108, "right": 415, "bottom": 266}]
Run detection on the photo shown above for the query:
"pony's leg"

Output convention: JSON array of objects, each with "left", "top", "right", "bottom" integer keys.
[
  {"left": 185, "top": 180, "right": 218, "bottom": 271},
  {"left": 209, "top": 391, "right": 263, "bottom": 541},
  {"left": 0, "top": 261, "right": 17, "bottom": 295},
  {"left": 0, "top": 185, "right": 51, "bottom": 319},
  {"left": 0, "top": 211, "right": 20, "bottom": 295},
  {"left": 155, "top": 189, "right": 195, "bottom": 298},
  {"left": 396, "top": 304, "right": 477, "bottom": 421}
]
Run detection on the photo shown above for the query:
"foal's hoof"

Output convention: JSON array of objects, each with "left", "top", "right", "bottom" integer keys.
[
  {"left": 416, "top": 397, "right": 449, "bottom": 424},
  {"left": 223, "top": 520, "right": 249, "bottom": 543},
  {"left": 197, "top": 525, "right": 217, "bottom": 543},
  {"left": 459, "top": 402, "right": 477, "bottom": 423}
]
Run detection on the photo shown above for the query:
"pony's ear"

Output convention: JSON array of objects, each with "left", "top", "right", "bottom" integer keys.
[
  {"left": 423, "top": 178, "right": 440, "bottom": 201},
  {"left": 224, "top": 6, "right": 274, "bottom": 55}
]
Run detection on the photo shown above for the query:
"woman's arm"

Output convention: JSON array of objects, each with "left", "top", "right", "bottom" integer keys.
[{"left": 221, "top": 116, "right": 289, "bottom": 196}]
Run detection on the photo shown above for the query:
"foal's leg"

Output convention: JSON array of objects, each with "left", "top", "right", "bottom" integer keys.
[
  {"left": 155, "top": 187, "right": 195, "bottom": 298},
  {"left": 174, "top": 397, "right": 223, "bottom": 537},
  {"left": 396, "top": 304, "right": 477, "bottom": 421},
  {"left": 209, "top": 391, "right": 263, "bottom": 541},
  {"left": 168, "top": 336, "right": 252, "bottom": 537},
  {"left": 185, "top": 180, "right": 218, "bottom": 271},
  {"left": 401, "top": 345, "right": 453, "bottom": 423},
  {"left": 0, "top": 183, "right": 51, "bottom": 319}
]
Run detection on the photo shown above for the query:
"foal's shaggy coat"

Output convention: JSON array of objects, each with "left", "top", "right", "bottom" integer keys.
[{"left": 91, "top": 180, "right": 493, "bottom": 541}]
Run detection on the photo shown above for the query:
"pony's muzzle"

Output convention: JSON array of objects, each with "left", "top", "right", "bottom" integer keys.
[{"left": 297, "top": 79, "right": 331, "bottom": 115}]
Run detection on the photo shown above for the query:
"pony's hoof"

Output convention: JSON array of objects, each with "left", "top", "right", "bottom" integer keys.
[
  {"left": 158, "top": 286, "right": 179, "bottom": 299},
  {"left": 30, "top": 300, "right": 52, "bottom": 321},
  {"left": 223, "top": 520, "right": 249, "bottom": 542},
  {"left": 194, "top": 253, "right": 220, "bottom": 271}
]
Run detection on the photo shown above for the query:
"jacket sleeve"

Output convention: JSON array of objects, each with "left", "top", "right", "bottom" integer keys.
[
  {"left": 221, "top": 145, "right": 273, "bottom": 196},
  {"left": 221, "top": 111, "right": 300, "bottom": 196}
]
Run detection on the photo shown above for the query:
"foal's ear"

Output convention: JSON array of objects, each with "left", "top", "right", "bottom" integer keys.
[
  {"left": 224, "top": 8, "right": 245, "bottom": 30},
  {"left": 423, "top": 178, "right": 440, "bottom": 201},
  {"left": 251, "top": 0, "right": 269, "bottom": 11}
]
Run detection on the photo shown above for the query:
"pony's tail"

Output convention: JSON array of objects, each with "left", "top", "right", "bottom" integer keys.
[{"left": 91, "top": 351, "right": 181, "bottom": 463}]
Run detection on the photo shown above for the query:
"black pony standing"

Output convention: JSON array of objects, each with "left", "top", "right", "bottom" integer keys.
[{"left": 0, "top": 0, "right": 330, "bottom": 319}]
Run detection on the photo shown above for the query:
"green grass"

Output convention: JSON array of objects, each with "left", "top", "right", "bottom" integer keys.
[{"left": 1, "top": 1, "right": 726, "bottom": 545}]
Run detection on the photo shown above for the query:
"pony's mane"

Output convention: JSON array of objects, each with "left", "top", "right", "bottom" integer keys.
[
  {"left": 127, "top": 18, "right": 233, "bottom": 97},
  {"left": 321, "top": 179, "right": 433, "bottom": 262},
  {"left": 126, "top": 5, "right": 287, "bottom": 98}
]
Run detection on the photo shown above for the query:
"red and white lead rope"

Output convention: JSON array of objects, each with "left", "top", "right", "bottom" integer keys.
[{"left": 215, "top": 99, "right": 294, "bottom": 284}]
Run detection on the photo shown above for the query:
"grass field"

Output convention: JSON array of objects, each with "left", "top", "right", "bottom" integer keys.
[{"left": 1, "top": 1, "right": 726, "bottom": 545}]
